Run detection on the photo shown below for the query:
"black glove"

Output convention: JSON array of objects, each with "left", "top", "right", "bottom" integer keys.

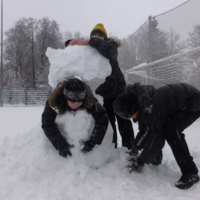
[
  {"left": 151, "top": 151, "right": 163, "bottom": 166},
  {"left": 81, "top": 140, "right": 96, "bottom": 153},
  {"left": 59, "top": 144, "right": 73, "bottom": 158},
  {"left": 126, "top": 147, "right": 139, "bottom": 158},
  {"left": 127, "top": 157, "right": 144, "bottom": 173}
]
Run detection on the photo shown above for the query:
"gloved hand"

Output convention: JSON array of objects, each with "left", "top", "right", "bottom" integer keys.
[
  {"left": 81, "top": 140, "right": 96, "bottom": 153},
  {"left": 127, "top": 156, "right": 144, "bottom": 173},
  {"left": 126, "top": 147, "right": 139, "bottom": 158},
  {"left": 59, "top": 144, "right": 73, "bottom": 158}
]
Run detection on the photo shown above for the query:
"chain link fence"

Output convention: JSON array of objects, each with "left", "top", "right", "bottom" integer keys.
[
  {"left": 0, "top": 88, "right": 52, "bottom": 106},
  {"left": 123, "top": 0, "right": 200, "bottom": 88},
  {"left": 123, "top": 0, "right": 200, "bottom": 64}
]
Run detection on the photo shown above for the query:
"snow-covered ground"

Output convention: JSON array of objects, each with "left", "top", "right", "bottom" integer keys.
[
  {"left": 0, "top": 107, "right": 200, "bottom": 200},
  {"left": 1, "top": 45, "right": 200, "bottom": 200}
]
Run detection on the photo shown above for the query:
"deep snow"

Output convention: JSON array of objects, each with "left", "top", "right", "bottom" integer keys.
[
  {"left": 1, "top": 45, "right": 200, "bottom": 200},
  {"left": 0, "top": 107, "right": 200, "bottom": 200}
]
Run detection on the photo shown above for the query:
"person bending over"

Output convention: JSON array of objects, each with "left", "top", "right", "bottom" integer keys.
[
  {"left": 113, "top": 82, "right": 200, "bottom": 190},
  {"left": 42, "top": 77, "right": 109, "bottom": 158}
]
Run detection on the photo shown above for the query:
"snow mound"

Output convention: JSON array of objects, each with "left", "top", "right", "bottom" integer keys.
[
  {"left": 55, "top": 109, "right": 113, "bottom": 167},
  {"left": 46, "top": 46, "right": 111, "bottom": 89}
]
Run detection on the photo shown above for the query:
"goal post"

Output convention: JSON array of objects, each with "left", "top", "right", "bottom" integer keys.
[{"left": 125, "top": 47, "right": 200, "bottom": 89}]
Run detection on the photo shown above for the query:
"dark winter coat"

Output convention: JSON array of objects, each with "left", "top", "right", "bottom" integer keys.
[
  {"left": 128, "top": 83, "right": 200, "bottom": 164},
  {"left": 89, "top": 37, "right": 126, "bottom": 100},
  {"left": 41, "top": 78, "right": 109, "bottom": 151}
]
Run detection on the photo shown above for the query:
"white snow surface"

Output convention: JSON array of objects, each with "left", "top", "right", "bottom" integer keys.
[
  {"left": 46, "top": 46, "right": 111, "bottom": 89},
  {"left": 1, "top": 46, "right": 200, "bottom": 199},
  {"left": 0, "top": 107, "right": 200, "bottom": 200}
]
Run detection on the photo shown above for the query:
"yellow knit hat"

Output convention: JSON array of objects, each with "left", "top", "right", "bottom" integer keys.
[{"left": 90, "top": 23, "right": 108, "bottom": 40}]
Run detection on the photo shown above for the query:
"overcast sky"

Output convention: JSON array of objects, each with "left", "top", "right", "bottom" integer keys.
[{"left": 2, "top": 0, "right": 188, "bottom": 38}]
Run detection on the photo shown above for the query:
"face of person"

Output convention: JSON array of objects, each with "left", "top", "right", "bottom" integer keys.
[
  {"left": 127, "top": 111, "right": 139, "bottom": 120},
  {"left": 67, "top": 100, "right": 83, "bottom": 110},
  {"left": 92, "top": 33, "right": 105, "bottom": 41}
]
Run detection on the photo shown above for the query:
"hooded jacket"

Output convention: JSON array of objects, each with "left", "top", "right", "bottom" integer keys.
[
  {"left": 127, "top": 83, "right": 200, "bottom": 164},
  {"left": 89, "top": 37, "right": 126, "bottom": 100},
  {"left": 41, "top": 78, "right": 109, "bottom": 150}
]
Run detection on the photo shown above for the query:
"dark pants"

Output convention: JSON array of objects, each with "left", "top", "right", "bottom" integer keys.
[
  {"left": 163, "top": 110, "right": 200, "bottom": 175},
  {"left": 103, "top": 98, "right": 134, "bottom": 149}
]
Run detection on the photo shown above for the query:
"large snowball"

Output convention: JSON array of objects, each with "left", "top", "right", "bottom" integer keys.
[
  {"left": 46, "top": 46, "right": 111, "bottom": 89},
  {"left": 55, "top": 110, "right": 113, "bottom": 167}
]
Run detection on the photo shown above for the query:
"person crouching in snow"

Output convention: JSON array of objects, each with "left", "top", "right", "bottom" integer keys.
[
  {"left": 64, "top": 23, "right": 134, "bottom": 150},
  {"left": 41, "top": 77, "right": 109, "bottom": 158},
  {"left": 113, "top": 82, "right": 200, "bottom": 190}
]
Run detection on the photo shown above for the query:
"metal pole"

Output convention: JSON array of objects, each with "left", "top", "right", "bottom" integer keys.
[
  {"left": 148, "top": 16, "right": 153, "bottom": 63},
  {"left": 0, "top": 0, "right": 3, "bottom": 106}
]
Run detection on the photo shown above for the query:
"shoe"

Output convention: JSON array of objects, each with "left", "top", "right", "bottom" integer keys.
[
  {"left": 151, "top": 151, "right": 163, "bottom": 166},
  {"left": 126, "top": 147, "right": 139, "bottom": 157},
  {"left": 175, "top": 174, "right": 200, "bottom": 189}
]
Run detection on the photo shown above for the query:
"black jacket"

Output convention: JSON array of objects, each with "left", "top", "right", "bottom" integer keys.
[
  {"left": 89, "top": 37, "right": 126, "bottom": 100},
  {"left": 128, "top": 83, "right": 200, "bottom": 164},
  {"left": 41, "top": 79, "right": 109, "bottom": 150}
]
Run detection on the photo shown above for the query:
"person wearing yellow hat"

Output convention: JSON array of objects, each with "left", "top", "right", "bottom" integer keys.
[
  {"left": 64, "top": 23, "right": 135, "bottom": 150},
  {"left": 65, "top": 23, "right": 107, "bottom": 46},
  {"left": 90, "top": 23, "right": 108, "bottom": 41}
]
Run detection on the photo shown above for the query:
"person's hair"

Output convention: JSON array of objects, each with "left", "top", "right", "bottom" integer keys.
[{"left": 113, "top": 92, "right": 139, "bottom": 119}]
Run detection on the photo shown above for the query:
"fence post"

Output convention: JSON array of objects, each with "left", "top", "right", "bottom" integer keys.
[
  {"left": 24, "top": 89, "right": 27, "bottom": 107},
  {"left": 125, "top": 72, "right": 128, "bottom": 83},
  {"left": 0, "top": 87, "right": 2, "bottom": 106},
  {"left": 148, "top": 16, "right": 153, "bottom": 63},
  {"left": 0, "top": 0, "right": 3, "bottom": 107},
  {"left": 49, "top": 88, "right": 52, "bottom": 96}
]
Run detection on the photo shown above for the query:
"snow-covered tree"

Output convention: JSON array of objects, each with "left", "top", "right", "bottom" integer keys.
[{"left": 188, "top": 25, "right": 200, "bottom": 48}]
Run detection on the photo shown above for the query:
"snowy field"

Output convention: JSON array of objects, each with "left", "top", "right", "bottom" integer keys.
[
  {"left": 1, "top": 45, "right": 200, "bottom": 200},
  {"left": 0, "top": 106, "right": 200, "bottom": 200}
]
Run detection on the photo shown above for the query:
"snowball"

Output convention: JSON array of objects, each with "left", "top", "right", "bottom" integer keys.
[{"left": 46, "top": 46, "right": 111, "bottom": 89}]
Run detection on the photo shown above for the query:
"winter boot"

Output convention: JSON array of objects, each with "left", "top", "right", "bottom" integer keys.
[
  {"left": 175, "top": 174, "right": 200, "bottom": 189},
  {"left": 151, "top": 151, "right": 163, "bottom": 166}
]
